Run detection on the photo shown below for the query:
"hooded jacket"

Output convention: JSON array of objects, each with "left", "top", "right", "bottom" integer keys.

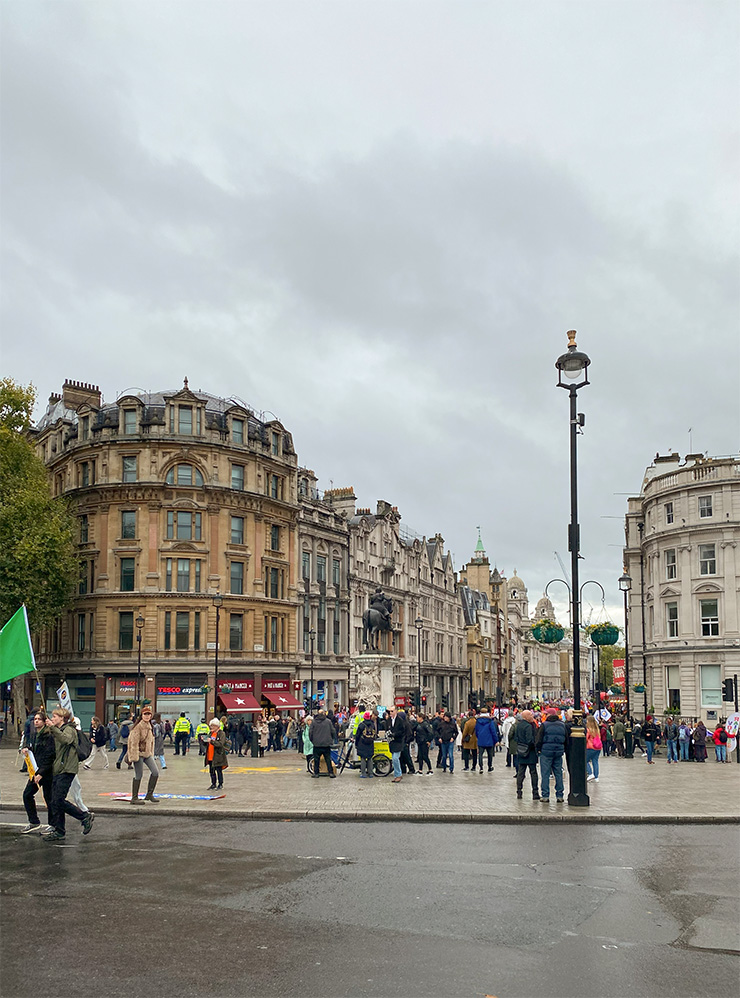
[
  {"left": 536, "top": 714, "right": 568, "bottom": 757},
  {"left": 475, "top": 714, "right": 499, "bottom": 748}
]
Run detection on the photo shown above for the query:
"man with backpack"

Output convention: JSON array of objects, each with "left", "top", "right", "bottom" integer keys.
[{"left": 43, "top": 707, "right": 94, "bottom": 840}]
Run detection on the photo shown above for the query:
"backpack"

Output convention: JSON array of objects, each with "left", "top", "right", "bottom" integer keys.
[
  {"left": 120, "top": 723, "right": 130, "bottom": 740},
  {"left": 719, "top": 729, "right": 728, "bottom": 744},
  {"left": 76, "top": 729, "right": 92, "bottom": 761},
  {"left": 360, "top": 724, "right": 375, "bottom": 743}
]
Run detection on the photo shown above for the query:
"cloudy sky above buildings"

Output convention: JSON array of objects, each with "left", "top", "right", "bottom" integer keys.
[{"left": 2, "top": 1, "right": 739, "bottom": 624}]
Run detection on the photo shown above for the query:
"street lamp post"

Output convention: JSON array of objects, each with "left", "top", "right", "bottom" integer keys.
[
  {"left": 415, "top": 616, "right": 423, "bottom": 712},
  {"left": 212, "top": 593, "right": 223, "bottom": 717},
  {"left": 637, "top": 523, "right": 648, "bottom": 719},
  {"left": 555, "top": 329, "right": 590, "bottom": 807},
  {"left": 135, "top": 614, "right": 145, "bottom": 714},
  {"left": 619, "top": 572, "right": 634, "bottom": 757},
  {"left": 308, "top": 628, "right": 316, "bottom": 714}
]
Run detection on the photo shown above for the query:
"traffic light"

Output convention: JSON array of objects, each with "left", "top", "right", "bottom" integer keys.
[
  {"left": 441, "top": 693, "right": 449, "bottom": 709},
  {"left": 722, "top": 678, "right": 735, "bottom": 701},
  {"left": 421, "top": 695, "right": 427, "bottom": 707}
]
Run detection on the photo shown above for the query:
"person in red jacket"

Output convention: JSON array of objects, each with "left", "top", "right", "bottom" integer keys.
[{"left": 712, "top": 723, "right": 728, "bottom": 763}]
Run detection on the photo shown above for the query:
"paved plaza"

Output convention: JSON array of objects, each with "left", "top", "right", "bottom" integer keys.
[{"left": 1, "top": 741, "right": 738, "bottom": 824}]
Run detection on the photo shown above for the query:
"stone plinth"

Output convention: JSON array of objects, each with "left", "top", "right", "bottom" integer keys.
[{"left": 352, "top": 654, "right": 398, "bottom": 709}]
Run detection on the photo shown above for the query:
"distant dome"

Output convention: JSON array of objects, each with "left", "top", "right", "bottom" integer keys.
[
  {"left": 534, "top": 596, "right": 555, "bottom": 621},
  {"left": 508, "top": 570, "right": 527, "bottom": 598}
]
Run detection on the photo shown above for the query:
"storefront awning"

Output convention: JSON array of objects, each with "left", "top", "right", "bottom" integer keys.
[
  {"left": 217, "top": 693, "right": 262, "bottom": 713},
  {"left": 263, "top": 690, "right": 303, "bottom": 710}
]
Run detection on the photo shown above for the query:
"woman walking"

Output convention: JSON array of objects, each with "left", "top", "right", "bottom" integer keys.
[
  {"left": 415, "top": 713, "right": 434, "bottom": 775},
  {"left": 84, "top": 716, "right": 109, "bottom": 770},
  {"left": 126, "top": 707, "right": 160, "bottom": 804},
  {"left": 206, "top": 717, "right": 228, "bottom": 790},
  {"left": 116, "top": 716, "right": 133, "bottom": 770},
  {"left": 585, "top": 716, "right": 602, "bottom": 783},
  {"left": 355, "top": 710, "right": 377, "bottom": 779},
  {"left": 20, "top": 711, "right": 55, "bottom": 834},
  {"left": 461, "top": 711, "right": 479, "bottom": 772}
]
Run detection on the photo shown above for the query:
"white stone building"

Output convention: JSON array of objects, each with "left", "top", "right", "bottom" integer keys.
[{"left": 624, "top": 452, "right": 740, "bottom": 722}]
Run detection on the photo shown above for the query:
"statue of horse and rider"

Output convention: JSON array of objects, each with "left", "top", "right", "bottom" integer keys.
[{"left": 362, "top": 587, "right": 393, "bottom": 652}]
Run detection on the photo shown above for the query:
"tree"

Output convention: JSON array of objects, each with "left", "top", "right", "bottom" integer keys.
[{"left": 0, "top": 379, "right": 78, "bottom": 730}]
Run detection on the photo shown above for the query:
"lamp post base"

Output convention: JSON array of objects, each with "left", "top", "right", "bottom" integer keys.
[
  {"left": 624, "top": 726, "right": 634, "bottom": 759},
  {"left": 567, "top": 725, "right": 590, "bottom": 808}
]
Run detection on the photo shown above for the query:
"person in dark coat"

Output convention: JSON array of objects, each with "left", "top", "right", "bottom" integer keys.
[
  {"left": 355, "top": 711, "right": 377, "bottom": 778},
  {"left": 386, "top": 707, "right": 408, "bottom": 782},
  {"left": 642, "top": 715, "right": 659, "bottom": 764},
  {"left": 21, "top": 711, "right": 56, "bottom": 833},
  {"left": 310, "top": 711, "right": 336, "bottom": 778},
  {"left": 431, "top": 709, "right": 445, "bottom": 768},
  {"left": 512, "top": 709, "right": 540, "bottom": 800},
  {"left": 692, "top": 721, "right": 708, "bottom": 762},
  {"left": 206, "top": 718, "right": 228, "bottom": 790},
  {"left": 414, "top": 714, "right": 434, "bottom": 774},
  {"left": 536, "top": 709, "right": 569, "bottom": 803},
  {"left": 437, "top": 713, "right": 459, "bottom": 774},
  {"left": 399, "top": 711, "right": 416, "bottom": 775}
]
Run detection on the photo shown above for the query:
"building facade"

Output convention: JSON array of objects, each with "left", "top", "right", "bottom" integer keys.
[
  {"left": 30, "top": 379, "right": 302, "bottom": 727},
  {"left": 624, "top": 452, "right": 740, "bottom": 723}
]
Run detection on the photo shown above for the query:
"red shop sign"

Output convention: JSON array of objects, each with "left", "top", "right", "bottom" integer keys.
[
  {"left": 262, "top": 679, "right": 289, "bottom": 691},
  {"left": 218, "top": 678, "right": 254, "bottom": 693}
]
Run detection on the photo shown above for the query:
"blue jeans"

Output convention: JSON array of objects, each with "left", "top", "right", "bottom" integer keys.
[
  {"left": 586, "top": 748, "right": 600, "bottom": 778},
  {"left": 667, "top": 739, "right": 678, "bottom": 762},
  {"left": 540, "top": 753, "right": 564, "bottom": 799},
  {"left": 391, "top": 750, "right": 402, "bottom": 777},
  {"left": 440, "top": 742, "right": 455, "bottom": 772},
  {"left": 679, "top": 740, "right": 689, "bottom": 760},
  {"left": 645, "top": 740, "right": 654, "bottom": 762},
  {"left": 715, "top": 744, "right": 727, "bottom": 762}
]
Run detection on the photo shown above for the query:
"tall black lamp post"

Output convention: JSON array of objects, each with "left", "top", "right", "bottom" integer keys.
[
  {"left": 619, "top": 572, "right": 634, "bottom": 757},
  {"left": 555, "top": 329, "right": 590, "bottom": 807},
  {"left": 135, "top": 614, "right": 145, "bottom": 714},
  {"left": 308, "top": 628, "right": 316, "bottom": 714},
  {"left": 415, "top": 616, "right": 423, "bottom": 712},
  {"left": 637, "top": 522, "right": 648, "bottom": 719},
  {"left": 212, "top": 593, "right": 223, "bottom": 717}
]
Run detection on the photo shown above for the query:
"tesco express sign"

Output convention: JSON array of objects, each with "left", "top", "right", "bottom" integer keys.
[{"left": 157, "top": 686, "right": 204, "bottom": 696}]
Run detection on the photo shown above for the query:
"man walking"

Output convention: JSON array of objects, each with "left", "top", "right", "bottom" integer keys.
[
  {"left": 475, "top": 708, "right": 499, "bottom": 772},
  {"left": 536, "top": 708, "right": 569, "bottom": 803}
]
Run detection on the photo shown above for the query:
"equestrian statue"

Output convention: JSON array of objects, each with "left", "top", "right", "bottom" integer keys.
[{"left": 362, "top": 587, "right": 393, "bottom": 652}]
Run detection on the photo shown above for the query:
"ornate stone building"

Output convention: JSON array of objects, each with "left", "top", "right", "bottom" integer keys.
[
  {"left": 296, "top": 472, "right": 352, "bottom": 708},
  {"left": 321, "top": 493, "right": 466, "bottom": 712},
  {"left": 624, "top": 452, "right": 740, "bottom": 722},
  {"left": 30, "top": 379, "right": 303, "bottom": 726}
]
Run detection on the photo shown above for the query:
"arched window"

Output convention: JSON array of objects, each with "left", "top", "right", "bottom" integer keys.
[{"left": 165, "top": 464, "right": 204, "bottom": 487}]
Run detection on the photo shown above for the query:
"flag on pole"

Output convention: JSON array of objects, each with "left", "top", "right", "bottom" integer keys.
[{"left": 0, "top": 606, "right": 37, "bottom": 684}]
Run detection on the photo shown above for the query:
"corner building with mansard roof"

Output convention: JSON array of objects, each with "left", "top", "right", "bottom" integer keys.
[{"left": 30, "top": 379, "right": 304, "bottom": 727}]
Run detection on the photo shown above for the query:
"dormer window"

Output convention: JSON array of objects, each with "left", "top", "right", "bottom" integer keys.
[
  {"left": 232, "top": 418, "right": 244, "bottom": 444},
  {"left": 272, "top": 431, "right": 280, "bottom": 456},
  {"left": 169, "top": 404, "right": 202, "bottom": 435},
  {"left": 80, "top": 416, "right": 90, "bottom": 440},
  {"left": 123, "top": 410, "right": 137, "bottom": 434}
]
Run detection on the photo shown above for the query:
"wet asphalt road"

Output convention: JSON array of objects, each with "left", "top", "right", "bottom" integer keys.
[{"left": 1, "top": 818, "right": 738, "bottom": 998}]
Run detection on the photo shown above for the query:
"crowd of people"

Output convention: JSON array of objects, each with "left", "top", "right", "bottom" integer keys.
[{"left": 13, "top": 698, "right": 735, "bottom": 834}]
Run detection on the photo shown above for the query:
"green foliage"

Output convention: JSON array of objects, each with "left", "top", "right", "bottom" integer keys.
[{"left": 0, "top": 379, "right": 77, "bottom": 630}]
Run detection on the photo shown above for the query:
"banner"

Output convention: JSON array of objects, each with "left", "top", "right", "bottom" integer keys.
[
  {"left": 56, "top": 681, "right": 73, "bottom": 713},
  {"left": 0, "top": 606, "right": 36, "bottom": 684}
]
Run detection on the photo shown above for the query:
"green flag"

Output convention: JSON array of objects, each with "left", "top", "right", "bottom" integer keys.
[{"left": 0, "top": 606, "right": 37, "bottom": 684}]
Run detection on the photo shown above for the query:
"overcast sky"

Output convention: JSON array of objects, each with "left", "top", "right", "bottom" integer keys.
[{"left": 2, "top": 1, "right": 739, "bottom": 627}]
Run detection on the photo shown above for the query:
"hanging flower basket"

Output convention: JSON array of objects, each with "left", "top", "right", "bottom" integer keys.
[
  {"left": 633, "top": 683, "right": 646, "bottom": 693},
  {"left": 586, "top": 622, "right": 620, "bottom": 646},
  {"left": 531, "top": 618, "right": 565, "bottom": 644}
]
